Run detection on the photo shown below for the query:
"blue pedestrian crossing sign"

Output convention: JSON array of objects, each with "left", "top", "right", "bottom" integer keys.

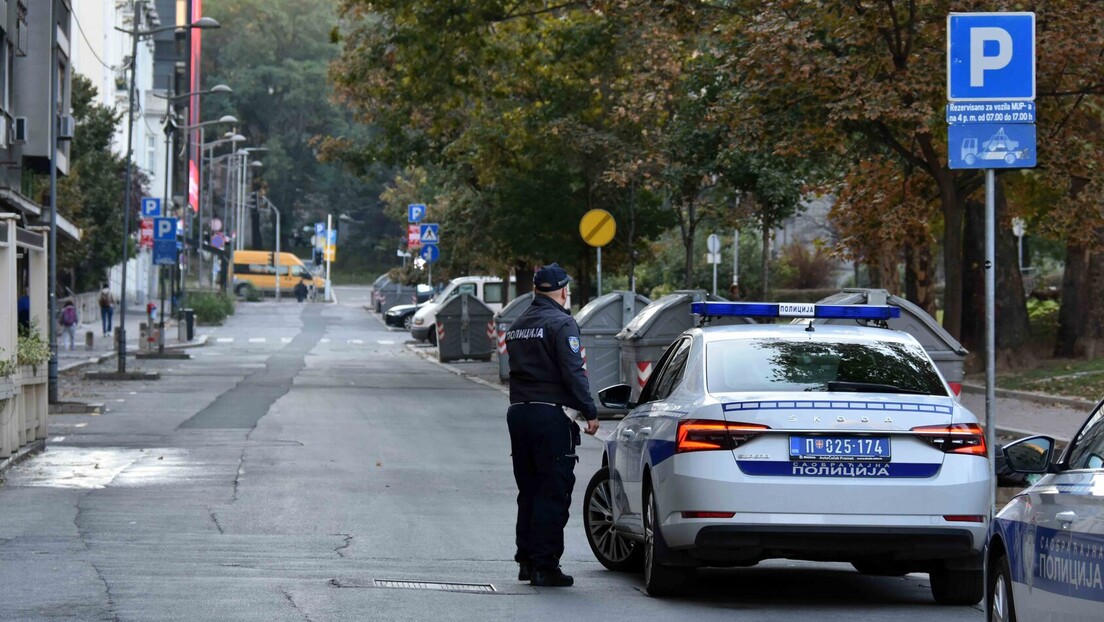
[
  {"left": 948, "top": 13, "right": 1035, "bottom": 101},
  {"left": 420, "top": 243, "right": 439, "bottom": 263},
  {"left": 408, "top": 204, "right": 426, "bottom": 223},
  {"left": 141, "top": 197, "right": 162, "bottom": 217},
  {"left": 419, "top": 223, "right": 439, "bottom": 244}
]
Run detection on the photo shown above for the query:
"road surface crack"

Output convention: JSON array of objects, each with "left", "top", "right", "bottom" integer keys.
[
  {"left": 232, "top": 447, "right": 246, "bottom": 502},
  {"left": 333, "top": 533, "right": 353, "bottom": 558},
  {"left": 279, "top": 586, "right": 314, "bottom": 622},
  {"left": 209, "top": 508, "right": 224, "bottom": 534}
]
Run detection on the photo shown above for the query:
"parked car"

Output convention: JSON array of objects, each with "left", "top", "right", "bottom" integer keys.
[
  {"left": 584, "top": 301, "right": 989, "bottom": 602},
  {"left": 384, "top": 290, "right": 433, "bottom": 330},
  {"left": 987, "top": 405, "right": 1104, "bottom": 622}
]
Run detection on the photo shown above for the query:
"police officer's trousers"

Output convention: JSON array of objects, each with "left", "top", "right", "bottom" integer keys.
[{"left": 507, "top": 403, "right": 577, "bottom": 571}]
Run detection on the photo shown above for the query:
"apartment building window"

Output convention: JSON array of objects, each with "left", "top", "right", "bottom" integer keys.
[
  {"left": 0, "top": 37, "right": 10, "bottom": 114},
  {"left": 15, "top": 2, "right": 27, "bottom": 57},
  {"left": 146, "top": 135, "right": 156, "bottom": 172}
]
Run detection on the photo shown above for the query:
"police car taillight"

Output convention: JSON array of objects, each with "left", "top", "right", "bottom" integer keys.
[
  {"left": 690, "top": 301, "right": 901, "bottom": 320},
  {"left": 676, "top": 420, "right": 769, "bottom": 453},
  {"left": 911, "top": 423, "right": 987, "bottom": 456}
]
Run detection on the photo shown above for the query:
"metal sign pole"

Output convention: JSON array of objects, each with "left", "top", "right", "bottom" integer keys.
[
  {"left": 733, "top": 229, "right": 739, "bottom": 294},
  {"left": 325, "top": 213, "right": 333, "bottom": 302},
  {"left": 596, "top": 246, "right": 602, "bottom": 298},
  {"left": 712, "top": 256, "right": 718, "bottom": 297},
  {"left": 985, "top": 169, "right": 997, "bottom": 516}
]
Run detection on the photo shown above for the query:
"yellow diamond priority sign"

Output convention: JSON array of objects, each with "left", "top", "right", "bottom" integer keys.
[{"left": 579, "top": 209, "right": 615, "bottom": 248}]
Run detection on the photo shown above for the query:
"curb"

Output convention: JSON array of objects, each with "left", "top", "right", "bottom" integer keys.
[
  {"left": 961, "top": 382, "right": 1096, "bottom": 410},
  {"left": 0, "top": 438, "right": 45, "bottom": 478},
  {"left": 58, "top": 334, "right": 211, "bottom": 374}
]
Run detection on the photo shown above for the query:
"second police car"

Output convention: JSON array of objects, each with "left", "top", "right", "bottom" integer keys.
[
  {"left": 987, "top": 403, "right": 1104, "bottom": 621},
  {"left": 584, "top": 302, "right": 990, "bottom": 603}
]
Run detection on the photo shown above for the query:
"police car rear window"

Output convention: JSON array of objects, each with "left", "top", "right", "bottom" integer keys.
[{"left": 706, "top": 338, "right": 948, "bottom": 396}]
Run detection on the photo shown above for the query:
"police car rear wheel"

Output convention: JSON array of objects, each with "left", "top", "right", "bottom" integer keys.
[
  {"left": 987, "top": 552, "right": 1016, "bottom": 622},
  {"left": 930, "top": 566, "right": 983, "bottom": 606},
  {"left": 584, "top": 468, "right": 643, "bottom": 572},
  {"left": 643, "top": 489, "right": 689, "bottom": 596}
]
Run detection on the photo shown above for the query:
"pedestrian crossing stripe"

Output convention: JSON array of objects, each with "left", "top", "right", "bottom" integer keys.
[
  {"left": 248, "top": 337, "right": 266, "bottom": 343},
  {"left": 321, "top": 338, "right": 331, "bottom": 343},
  {"left": 216, "top": 338, "right": 234, "bottom": 343},
  {"left": 281, "top": 337, "right": 293, "bottom": 343},
  {"left": 349, "top": 339, "right": 364, "bottom": 344}
]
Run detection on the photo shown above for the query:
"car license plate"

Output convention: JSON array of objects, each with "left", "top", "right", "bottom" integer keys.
[{"left": 789, "top": 436, "right": 890, "bottom": 462}]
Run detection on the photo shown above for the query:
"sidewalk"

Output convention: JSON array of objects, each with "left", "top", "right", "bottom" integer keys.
[{"left": 55, "top": 305, "right": 201, "bottom": 373}]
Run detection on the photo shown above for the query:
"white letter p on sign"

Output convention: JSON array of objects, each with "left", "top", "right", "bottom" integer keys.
[
  {"left": 970, "top": 27, "right": 1013, "bottom": 87},
  {"left": 157, "top": 220, "right": 173, "bottom": 237}
]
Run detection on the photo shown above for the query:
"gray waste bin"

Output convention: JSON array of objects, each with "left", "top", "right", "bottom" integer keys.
[
  {"left": 576, "top": 291, "right": 652, "bottom": 415},
  {"left": 377, "top": 282, "right": 421, "bottom": 313},
  {"left": 370, "top": 274, "right": 391, "bottom": 312},
  {"left": 617, "top": 290, "right": 754, "bottom": 401},
  {"left": 494, "top": 293, "right": 535, "bottom": 381},
  {"left": 437, "top": 293, "right": 496, "bottom": 363},
  {"left": 808, "top": 288, "right": 968, "bottom": 394}
]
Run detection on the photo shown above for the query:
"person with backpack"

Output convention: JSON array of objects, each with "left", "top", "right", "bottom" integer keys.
[
  {"left": 59, "top": 300, "right": 79, "bottom": 351},
  {"left": 98, "top": 283, "right": 116, "bottom": 336}
]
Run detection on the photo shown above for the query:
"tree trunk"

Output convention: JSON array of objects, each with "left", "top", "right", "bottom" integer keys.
[
  {"left": 760, "top": 223, "right": 770, "bottom": 299},
  {"left": 918, "top": 133, "right": 963, "bottom": 339},
  {"left": 905, "top": 241, "right": 936, "bottom": 317},
  {"left": 514, "top": 260, "right": 533, "bottom": 296},
  {"left": 682, "top": 197, "right": 697, "bottom": 289},
  {"left": 1055, "top": 243, "right": 1088, "bottom": 357},
  {"left": 877, "top": 250, "right": 899, "bottom": 295},
  {"left": 960, "top": 182, "right": 1031, "bottom": 362}
]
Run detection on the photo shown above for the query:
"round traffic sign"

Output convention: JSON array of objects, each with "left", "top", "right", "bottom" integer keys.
[
  {"left": 707, "top": 233, "right": 721, "bottom": 253},
  {"left": 579, "top": 209, "right": 615, "bottom": 247}
]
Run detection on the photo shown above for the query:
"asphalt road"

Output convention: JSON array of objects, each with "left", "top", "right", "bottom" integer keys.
[{"left": 0, "top": 286, "right": 983, "bottom": 621}]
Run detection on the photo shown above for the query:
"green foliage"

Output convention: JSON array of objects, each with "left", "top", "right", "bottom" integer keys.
[
  {"left": 0, "top": 349, "right": 16, "bottom": 379},
  {"left": 191, "top": 292, "right": 236, "bottom": 325},
  {"left": 241, "top": 283, "right": 263, "bottom": 302},
  {"left": 54, "top": 74, "right": 142, "bottom": 291},
  {"left": 17, "top": 320, "right": 52, "bottom": 369},
  {"left": 775, "top": 244, "right": 837, "bottom": 290},
  {"left": 203, "top": 0, "right": 393, "bottom": 268}
]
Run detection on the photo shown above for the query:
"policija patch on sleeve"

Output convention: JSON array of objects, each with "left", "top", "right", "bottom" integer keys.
[{"left": 568, "top": 336, "right": 581, "bottom": 354}]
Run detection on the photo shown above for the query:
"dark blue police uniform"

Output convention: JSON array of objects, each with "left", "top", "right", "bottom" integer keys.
[{"left": 506, "top": 264, "right": 596, "bottom": 587}]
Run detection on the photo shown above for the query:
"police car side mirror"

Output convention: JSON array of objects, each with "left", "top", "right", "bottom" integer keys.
[
  {"left": 1002, "top": 435, "right": 1056, "bottom": 474},
  {"left": 598, "top": 384, "right": 635, "bottom": 410}
]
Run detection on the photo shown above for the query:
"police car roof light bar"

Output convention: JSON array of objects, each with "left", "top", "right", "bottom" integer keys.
[{"left": 690, "top": 302, "right": 901, "bottom": 320}]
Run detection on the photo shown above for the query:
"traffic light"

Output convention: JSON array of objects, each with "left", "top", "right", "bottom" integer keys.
[{"left": 247, "top": 191, "right": 259, "bottom": 210}]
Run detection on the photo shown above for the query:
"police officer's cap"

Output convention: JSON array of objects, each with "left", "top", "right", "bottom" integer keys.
[{"left": 533, "top": 263, "right": 573, "bottom": 292}]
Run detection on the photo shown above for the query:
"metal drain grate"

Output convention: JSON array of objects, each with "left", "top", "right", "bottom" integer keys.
[{"left": 373, "top": 580, "right": 496, "bottom": 593}]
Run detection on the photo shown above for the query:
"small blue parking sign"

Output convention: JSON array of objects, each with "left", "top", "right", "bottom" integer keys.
[
  {"left": 141, "top": 197, "right": 162, "bottom": 218},
  {"left": 948, "top": 12, "right": 1035, "bottom": 101},
  {"left": 408, "top": 203, "right": 426, "bottom": 223},
  {"left": 153, "top": 217, "right": 178, "bottom": 266}
]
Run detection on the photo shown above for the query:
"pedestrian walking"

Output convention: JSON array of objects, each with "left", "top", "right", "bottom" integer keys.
[
  {"left": 294, "top": 277, "right": 309, "bottom": 303},
  {"left": 505, "top": 263, "right": 599, "bottom": 588},
  {"left": 59, "top": 300, "right": 79, "bottom": 351},
  {"left": 98, "top": 283, "right": 116, "bottom": 336}
]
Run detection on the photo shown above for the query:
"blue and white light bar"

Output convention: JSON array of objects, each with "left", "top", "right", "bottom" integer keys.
[{"left": 691, "top": 302, "right": 901, "bottom": 320}]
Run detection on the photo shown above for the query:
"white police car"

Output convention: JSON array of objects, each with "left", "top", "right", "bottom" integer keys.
[
  {"left": 988, "top": 406, "right": 1104, "bottom": 621},
  {"left": 583, "top": 302, "right": 991, "bottom": 602}
]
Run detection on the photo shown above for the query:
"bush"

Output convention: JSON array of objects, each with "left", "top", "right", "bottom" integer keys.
[
  {"left": 241, "top": 283, "right": 262, "bottom": 302},
  {"left": 775, "top": 243, "right": 837, "bottom": 289},
  {"left": 17, "top": 320, "right": 51, "bottom": 369},
  {"left": 191, "top": 291, "right": 236, "bottom": 325}
]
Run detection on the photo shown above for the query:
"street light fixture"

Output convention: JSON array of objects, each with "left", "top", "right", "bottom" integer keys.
[{"left": 113, "top": 2, "right": 220, "bottom": 377}]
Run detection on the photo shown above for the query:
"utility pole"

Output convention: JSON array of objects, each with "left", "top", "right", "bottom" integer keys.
[{"left": 47, "top": 0, "right": 58, "bottom": 403}]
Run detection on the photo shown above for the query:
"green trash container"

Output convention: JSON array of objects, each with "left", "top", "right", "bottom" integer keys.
[
  {"left": 494, "top": 293, "right": 535, "bottom": 382},
  {"left": 617, "top": 290, "right": 753, "bottom": 402},
  {"left": 575, "top": 291, "right": 652, "bottom": 415},
  {"left": 437, "top": 293, "right": 496, "bottom": 363}
]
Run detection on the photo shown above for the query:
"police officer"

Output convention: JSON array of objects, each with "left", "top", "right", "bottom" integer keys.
[{"left": 506, "top": 263, "right": 599, "bottom": 587}]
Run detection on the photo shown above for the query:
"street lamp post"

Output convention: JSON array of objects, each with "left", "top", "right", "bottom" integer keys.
[
  {"left": 199, "top": 133, "right": 245, "bottom": 286},
  {"left": 113, "top": 2, "right": 218, "bottom": 376}
]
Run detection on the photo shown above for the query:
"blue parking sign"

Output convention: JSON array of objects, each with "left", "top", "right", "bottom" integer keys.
[
  {"left": 141, "top": 197, "right": 162, "bottom": 218},
  {"left": 408, "top": 204, "right": 426, "bottom": 223},
  {"left": 948, "top": 13, "right": 1035, "bottom": 101}
]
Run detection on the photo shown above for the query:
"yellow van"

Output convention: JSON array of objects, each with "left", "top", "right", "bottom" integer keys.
[{"left": 231, "top": 250, "right": 326, "bottom": 297}]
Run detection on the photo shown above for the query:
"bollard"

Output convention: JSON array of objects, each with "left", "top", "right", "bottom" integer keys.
[{"left": 85, "top": 331, "right": 94, "bottom": 351}]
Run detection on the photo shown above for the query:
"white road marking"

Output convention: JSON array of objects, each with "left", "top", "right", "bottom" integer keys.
[
  {"left": 377, "top": 340, "right": 395, "bottom": 345},
  {"left": 216, "top": 338, "right": 234, "bottom": 343},
  {"left": 321, "top": 338, "right": 331, "bottom": 344},
  {"left": 249, "top": 337, "right": 266, "bottom": 343},
  {"left": 349, "top": 339, "right": 364, "bottom": 344},
  {"left": 281, "top": 337, "right": 293, "bottom": 343},
  {"left": 49, "top": 436, "right": 65, "bottom": 443},
  {"left": 116, "top": 399, "right": 125, "bottom": 402}
]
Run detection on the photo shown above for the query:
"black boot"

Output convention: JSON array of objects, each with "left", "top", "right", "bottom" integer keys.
[
  {"left": 518, "top": 562, "right": 531, "bottom": 582},
  {"left": 530, "top": 568, "right": 573, "bottom": 587}
]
